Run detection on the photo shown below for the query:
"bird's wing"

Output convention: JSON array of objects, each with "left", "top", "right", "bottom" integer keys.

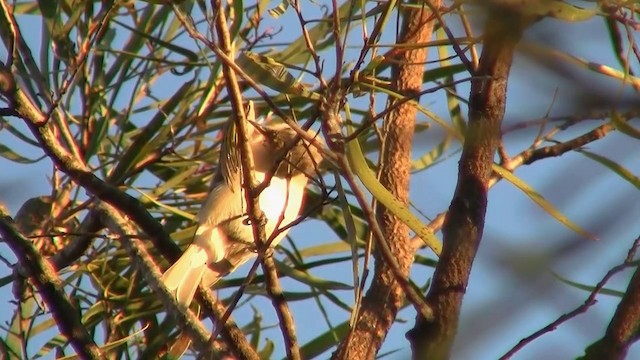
[
  {"left": 217, "top": 120, "right": 241, "bottom": 189},
  {"left": 217, "top": 103, "right": 259, "bottom": 189}
]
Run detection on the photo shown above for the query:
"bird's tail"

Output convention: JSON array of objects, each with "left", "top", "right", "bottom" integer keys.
[{"left": 161, "top": 245, "right": 208, "bottom": 309}]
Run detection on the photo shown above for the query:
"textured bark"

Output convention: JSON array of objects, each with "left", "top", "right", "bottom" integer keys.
[
  {"left": 0, "top": 211, "right": 103, "bottom": 360},
  {"left": 580, "top": 265, "right": 640, "bottom": 360},
  {"left": 331, "top": 2, "right": 440, "bottom": 359},
  {"left": 407, "top": 9, "right": 535, "bottom": 359}
]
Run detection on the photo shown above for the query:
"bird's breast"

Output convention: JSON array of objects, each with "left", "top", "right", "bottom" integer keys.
[{"left": 253, "top": 172, "right": 306, "bottom": 237}]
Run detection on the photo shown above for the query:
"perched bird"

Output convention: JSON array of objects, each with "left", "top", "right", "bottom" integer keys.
[{"left": 161, "top": 121, "right": 322, "bottom": 308}]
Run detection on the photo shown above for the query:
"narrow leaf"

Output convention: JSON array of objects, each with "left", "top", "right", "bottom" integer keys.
[
  {"left": 298, "top": 321, "right": 349, "bottom": 359},
  {"left": 552, "top": 272, "right": 624, "bottom": 297},
  {"left": 612, "top": 112, "right": 640, "bottom": 139},
  {"left": 268, "top": 0, "right": 289, "bottom": 18},
  {"left": 237, "top": 51, "right": 319, "bottom": 99},
  {"left": 493, "top": 164, "right": 597, "bottom": 240},
  {"left": 345, "top": 116, "right": 442, "bottom": 255},
  {"left": 0, "top": 144, "right": 43, "bottom": 163},
  {"left": 579, "top": 150, "right": 640, "bottom": 190}
]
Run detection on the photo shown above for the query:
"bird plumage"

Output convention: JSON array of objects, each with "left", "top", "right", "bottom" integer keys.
[{"left": 161, "top": 122, "right": 322, "bottom": 308}]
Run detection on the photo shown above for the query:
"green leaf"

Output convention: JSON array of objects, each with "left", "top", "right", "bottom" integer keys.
[
  {"left": 108, "top": 80, "right": 195, "bottom": 184},
  {"left": 0, "top": 144, "right": 44, "bottom": 163},
  {"left": 552, "top": 272, "right": 624, "bottom": 297},
  {"left": 466, "top": 0, "right": 599, "bottom": 22},
  {"left": 532, "top": 1, "right": 598, "bottom": 22},
  {"left": 84, "top": 110, "right": 111, "bottom": 160},
  {"left": 56, "top": 325, "right": 149, "bottom": 360},
  {"left": 230, "top": 0, "right": 244, "bottom": 40},
  {"left": 0, "top": 120, "right": 41, "bottom": 147},
  {"left": 298, "top": 321, "right": 349, "bottom": 359},
  {"left": 4, "top": 300, "right": 31, "bottom": 359},
  {"left": 133, "top": 187, "right": 195, "bottom": 220},
  {"left": 275, "top": 260, "right": 352, "bottom": 290},
  {"left": 298, "top": 241, "right": 353, "bottom": 257},
  {"left": 246, "top": 306, "right": 263, "bottom": 350},
  {"left": 411, "top": 136, "right": 453, "bottom": 172},
  {"left": 237, "top": 51, "right": 320, "bottom": 99},
  {"left": 345, "top": 113, "right": 442, "bottom": 255},
  {"left": 611, "top": 112, "right": 640, "bottom": 139},
  {"left": 259, "top": 339, "right": 275, "bottom": 359},
  {"left": 423, "top": 63, "right": 468, "bottom": 84},
  {"left": 311, "top": 191, "right": 368, "bottom": 243},
  {"left": 578, "top": 150, "right": 640, "bottom": 190},
  {"left": 37, "top": 1, "right": 77, "bottom": 64},
  {"left": 268, "top": 0, "right": 289, "bottom": 18},
  {"left": 151, "top": 165, "right": 200, "bottom": 196},
  {"left": 493, "top": 164, "right": 598, "bottom": 240},
  {"left": 273, "top": 0, "right": 362, "bottom": 64}
]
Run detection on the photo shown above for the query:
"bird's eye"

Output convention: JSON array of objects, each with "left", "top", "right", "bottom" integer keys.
[{"left": 242, "top": 218, "right": 251, "bottom": 226}]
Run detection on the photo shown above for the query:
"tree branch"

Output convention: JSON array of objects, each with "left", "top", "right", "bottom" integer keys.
[
  {"left": 95, "top": 205, "right": 218, "bottom": 356},
  {"left": 501, "top": 235, "right": 640, "bottom": 359},
  {"left": 0, "top": 210, "right": 103, "bottom": 359},
  {"left": 579, "top": 235, "right": 640, "bottom": 360},
  {"left": 1, "top": 55, "right": 261, "bottom": 360},
  {"left": 411, "top": 112, "right": 638, "bottom": 250},
  {"left": 332, "top": 1, "right": 441, "bottom": 358},
  {"left": 409, "top": 7, "right": 535, "bottom": 359}
]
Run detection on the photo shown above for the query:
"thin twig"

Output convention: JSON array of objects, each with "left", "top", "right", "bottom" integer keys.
[
  {"left": 290, "top": 0, "right": 326, "bottom": 88},
  {"left": 411, "top": 113, "right": 637, "bottom": 250},
  {"left": 426, "top": 1, "right": 475, "bottom": 74},
  {"left": 500, "top": 235, "right": 640, "bottom": 360}
]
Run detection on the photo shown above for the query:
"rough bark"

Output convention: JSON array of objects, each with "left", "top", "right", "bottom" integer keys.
[
  {"left": 332, "top": 2, "right": 440, "bottom": 359},
  {"left": 580, "top": 264, "right": 640, "bottom": 360},
  {"left": 407, "top": 9, "right": 535, "bottom": 359}
]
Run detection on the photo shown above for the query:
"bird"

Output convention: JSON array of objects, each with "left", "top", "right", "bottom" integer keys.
[{"left": 161, "top": 121, "right": 323, "bottom": 309}]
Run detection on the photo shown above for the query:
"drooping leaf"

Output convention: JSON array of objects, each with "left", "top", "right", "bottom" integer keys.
[
  {"left": 237, "top": 51, "right": 320, "bottom": 99},
  {"left": 552, "top": 272, "right": 625, "bottom": 297},
  {"left": 345, "top": 107, "right": 443, "bottom": 255},
  {"left": 493, "top": 164, "right": 598, "bottom": 241},
  {"left": 578, "top": 150, "right": 640, "bottom": 190},
  {"left": 0, "top": 144, "right": 44, "bottom": 163}
]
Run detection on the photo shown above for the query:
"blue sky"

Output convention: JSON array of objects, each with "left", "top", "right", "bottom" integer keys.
[{"left": 1, "top": 2, "right": 640, "bottom": 359}]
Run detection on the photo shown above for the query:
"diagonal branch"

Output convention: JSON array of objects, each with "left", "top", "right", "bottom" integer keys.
[
  {"left": 0, "top": 210, "right": 103, "bottom": 359},
  {"left": 502, "top": 235, "right": 640, "bottom": 359},
  {"left": 0, "top": 58, "right": 260, "bottom": 360},
  {"left": 96, "top": 204, "right": 263, "bottom": 359},
  {"left": 410, "top": 112, "right": 639, "bottom": 250},
  {"left": 579, "top": 235, "right": 640, "bottom": 359},
  {"left": 96, "top": 204, "right": 217, "bottom": 353},
  {"left": 409, "top": 7, "right": 536, "bottom": 359}
]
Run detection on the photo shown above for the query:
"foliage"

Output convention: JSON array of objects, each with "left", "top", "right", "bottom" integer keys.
[{"left": 0, "top": 0, "right": 639, "bottom": 359}]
